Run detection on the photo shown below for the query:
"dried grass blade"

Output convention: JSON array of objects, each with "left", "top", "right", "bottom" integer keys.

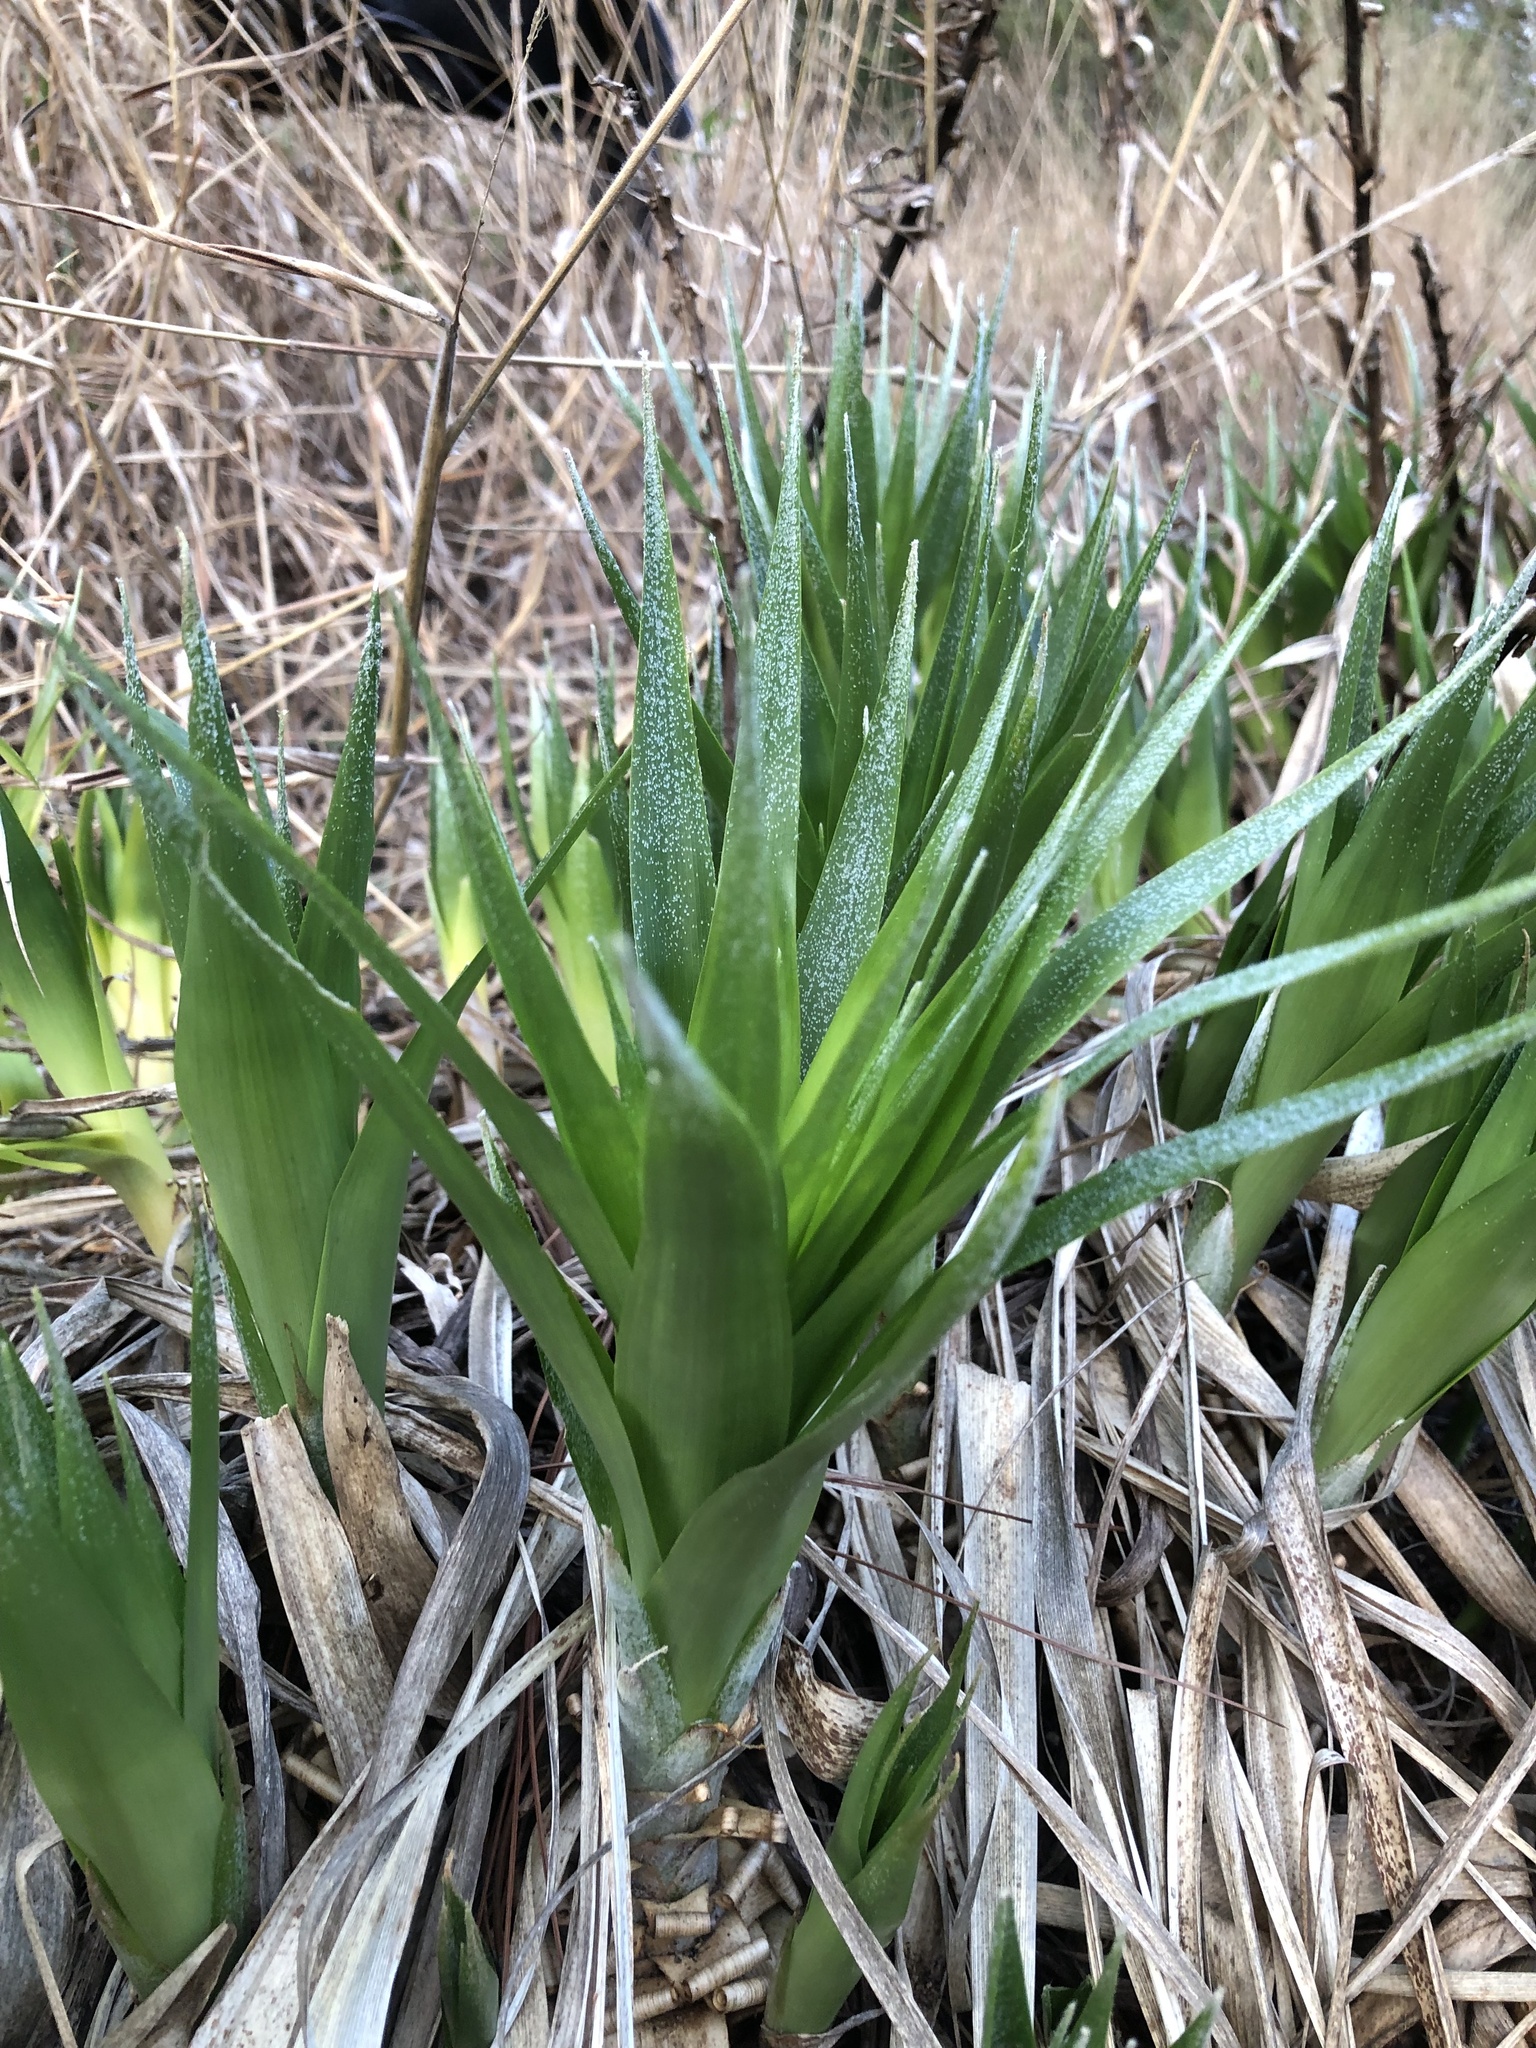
[
  {"left": 296, "top": 1609, "right": 591, "bottom": 2048},
  {"left": 1201, "top": 1718, "right": 1280, "bottom": 2048},
  {"left": 1393, "top": 1433, "right": 1536, "bottom": 1643},
  {"left": 1351, "top": 1699, "right": 1536, "bottom": 1997},
  {"left": 836, "top": 1426, "right": 932, "bottom": 1691},
  {"left": 954, "top": 1358, "right": 1036, "bottom": 2034},
  {"left": 549, "top": 1665, "right": 606, "bottom": 2048},
  {"left": 585, "top": 1507, "right": 634, "bottom": 2048},
  {"left": 1263, "top": 1161, "right": 1459, "bottom": 2048},
  {"left": 1337, "top": 1570, "right": 1528, "bottom": 1739},
  {"left": 1216, "top": 1722, "right": 1329, "bottom": 2040},
  {"left": 363, "top": 1367, "right": 530, "bottom": 1803},
  {"left": 1166, "top": 1551, "right": 1227, "bottom": 1972},
  {"left": 322, "top": 1319, "right": 436, "bottom": 1674},
  {"left": 245, "top": 1408, "right": 392, "bottom": 1790}
]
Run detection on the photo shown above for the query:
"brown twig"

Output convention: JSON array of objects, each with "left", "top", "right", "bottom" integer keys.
[
  {"left": 801, "top": 0, "right": 997, "bottom": 447},
  {"left": 1087, "top": 0, "right": 1174, "bottom": 469},
  {"left": 620, "top": 99, "right": 745, "bottom": 584},
  {"left": 1257, "top": 0, "right": 1354, "bottom": 381},
  {"left": 1335, "top": 0, "right": 1386, "bottom": 518},
  {"left": 376, "top": 312, "right": 460, "bottom": 823},
  {"left": 742, "top": 41, "right": 817, "bottom": 354},
  {"left": 4, "top": 195, "right": 444, "bottom": 324},
  {"left": 446, "top": 0, "right": 758, "bottom": 447},
  {"left": 1412, "top": 232, "right": 1475, "bottom": 615},
  {"left": 860, "top": 0, "right": 997, "bottom": 331},
  {"left": 377, "top": 0, "right": 758, "bottom": 820}
]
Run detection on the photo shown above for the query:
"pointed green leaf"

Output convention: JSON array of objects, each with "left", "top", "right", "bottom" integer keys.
[
  {"left": 618, "top": 978, "right": 793, "bottom": 1558},
  {"left": 630, "top": 372, "right": 716, "bottom": 1023},
  {"left": 798, "top": 543, "right": 917, "bottom": 1067},
  {"left": 689, "top": 346, "right": 803, "bottom": 1140}
]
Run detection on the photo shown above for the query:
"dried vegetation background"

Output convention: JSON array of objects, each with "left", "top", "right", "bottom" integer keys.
[{"left": 7, "top": 0, "right": 1536, "bottom": 2042}]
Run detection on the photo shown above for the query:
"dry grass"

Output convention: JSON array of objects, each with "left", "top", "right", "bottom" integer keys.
[
  {"left": 7, "top": 4, "right": 1536, "bottom": 2042},
  {"left": 4, "top": 0, "right": 1533, "bottom": 785}
]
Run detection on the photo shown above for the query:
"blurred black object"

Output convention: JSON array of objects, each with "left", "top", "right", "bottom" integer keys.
[{"left": 211, "top": 0, "right": 692, "bottom": 138}]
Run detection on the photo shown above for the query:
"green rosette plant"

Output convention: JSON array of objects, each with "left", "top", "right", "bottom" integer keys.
[
  {"left": 0, "top": 773, "right": 178, "bottom": 1255},
  {"left": 523, "top": 679, "right": 623, "bottom": 1079},
  {"left": 86, "top": 308, "right": 1536, "bottom": 1889},
  {"left": 77, "top": 771, "right": 178, "bottom": 1088},
  {"left": 766, "top": 1628, "right": 970, "bottom": 2035},
  {"left": 1165, "top": 464, "right": 1536, "bottom": 1309},
  {"left": 980, "top": 1903, "right": 1218, "bottom": 2048},
  {"left": 0, "top": 1233, "right": 245, "bottom": 1992},
  {"left": 111, "top": 556, "right": 490, "bottom": 1419},
  {"left": 384, "top": 335, "right": 1436, "bottom": 1824}
]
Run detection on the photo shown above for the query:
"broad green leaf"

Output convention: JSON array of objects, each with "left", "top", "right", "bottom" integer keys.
[
  {"left": 48, "top": 1327, "right": 180, "bottom": 1714},
  {"left": 439, "top": 1878, "right": 500, "bottom": 2048},
  {"left": 0, "top": 789, "right": 176, "bottom": 1255},
  {"left": 645, "top": 1103, "right": 1051, "bottom": 1724},
  {"left": 716, "top": 380, "right": 772, "bottom": 592},
  {"left": 582, "top": 322, "right": 708, "bottom": 515},
  {"left": 982, "top": 1899, "right": 1037, "bottom": 2048},
  {"left": 0, "top": 1493, "right": 226, "bottom": 1981},
  {"left": 1071, "top": 872, "right": 1536, "bottom": 1108},
  {"left": 297, "top": 593, "right": 380, "bottom": 1007},
  {"left": 827, "top": 435, "right": 882, "bottom": 833},
  {"left": 618, "top": 978, "right": 793, "bottom": 1558},
  {"left": 817, "top": 265, "right": 865, "bottom": 581},
  {"left": 630, "top": 372, "right": 716, "bottom": 1023},
  {"left": 1011, "top": 1001, "right": 1536, "bottom": 1275},
  {"left": 427, "top": 752, "right": 486, "bottom": 992},
  {"left": 768, "top": 1761, "right": 954, "bottom": 2034},
  {"left": 914, "top": 308, "right": 992, "bottom": 616},
  {"left": 1440, "top": 1033, "right": 1536, "bottom": 1213},
  {"left": 781, "top": 678, "right": 1016, "bottom": 1246},
  {"left": 994, "top": 546, "right": 1536, "bottom": 1104},
  {"left": 724, "top": 283, "right": 780, "bottom": 507},
  {"left": 528, "top": 692, "right": 621, "bottom": 1079},
  {"left": 564, "top": 454, "right": 641, "bottom": 642},
  {"left": 120, "top": 592, "right": 189, "bottom": 953},
  {"left": 640, "top": 292, "right": 715, "bottom": 487},
  {"left": 1215, "top": 649, "right": 1492, "bottom": 1291},
  {"left": 176, "top": 867, "right": 353, "bottom": 1404},
  {"left": 88, "top": 681, "right": 634, "bottom": 1315}
]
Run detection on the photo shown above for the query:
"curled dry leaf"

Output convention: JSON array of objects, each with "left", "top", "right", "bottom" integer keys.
[
  {"left": 245, "top": 1407, "right": 393, "bottom": 1790},
  {"left": 1297, "top": 1130, "right": 1446, "bottom": 1209},
  {"left": 775, "top": 1635, "right": 880, "bottom": 1786},
  {"left": 322, "top": 1316, "right": 437, "bottom": 1673}
]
